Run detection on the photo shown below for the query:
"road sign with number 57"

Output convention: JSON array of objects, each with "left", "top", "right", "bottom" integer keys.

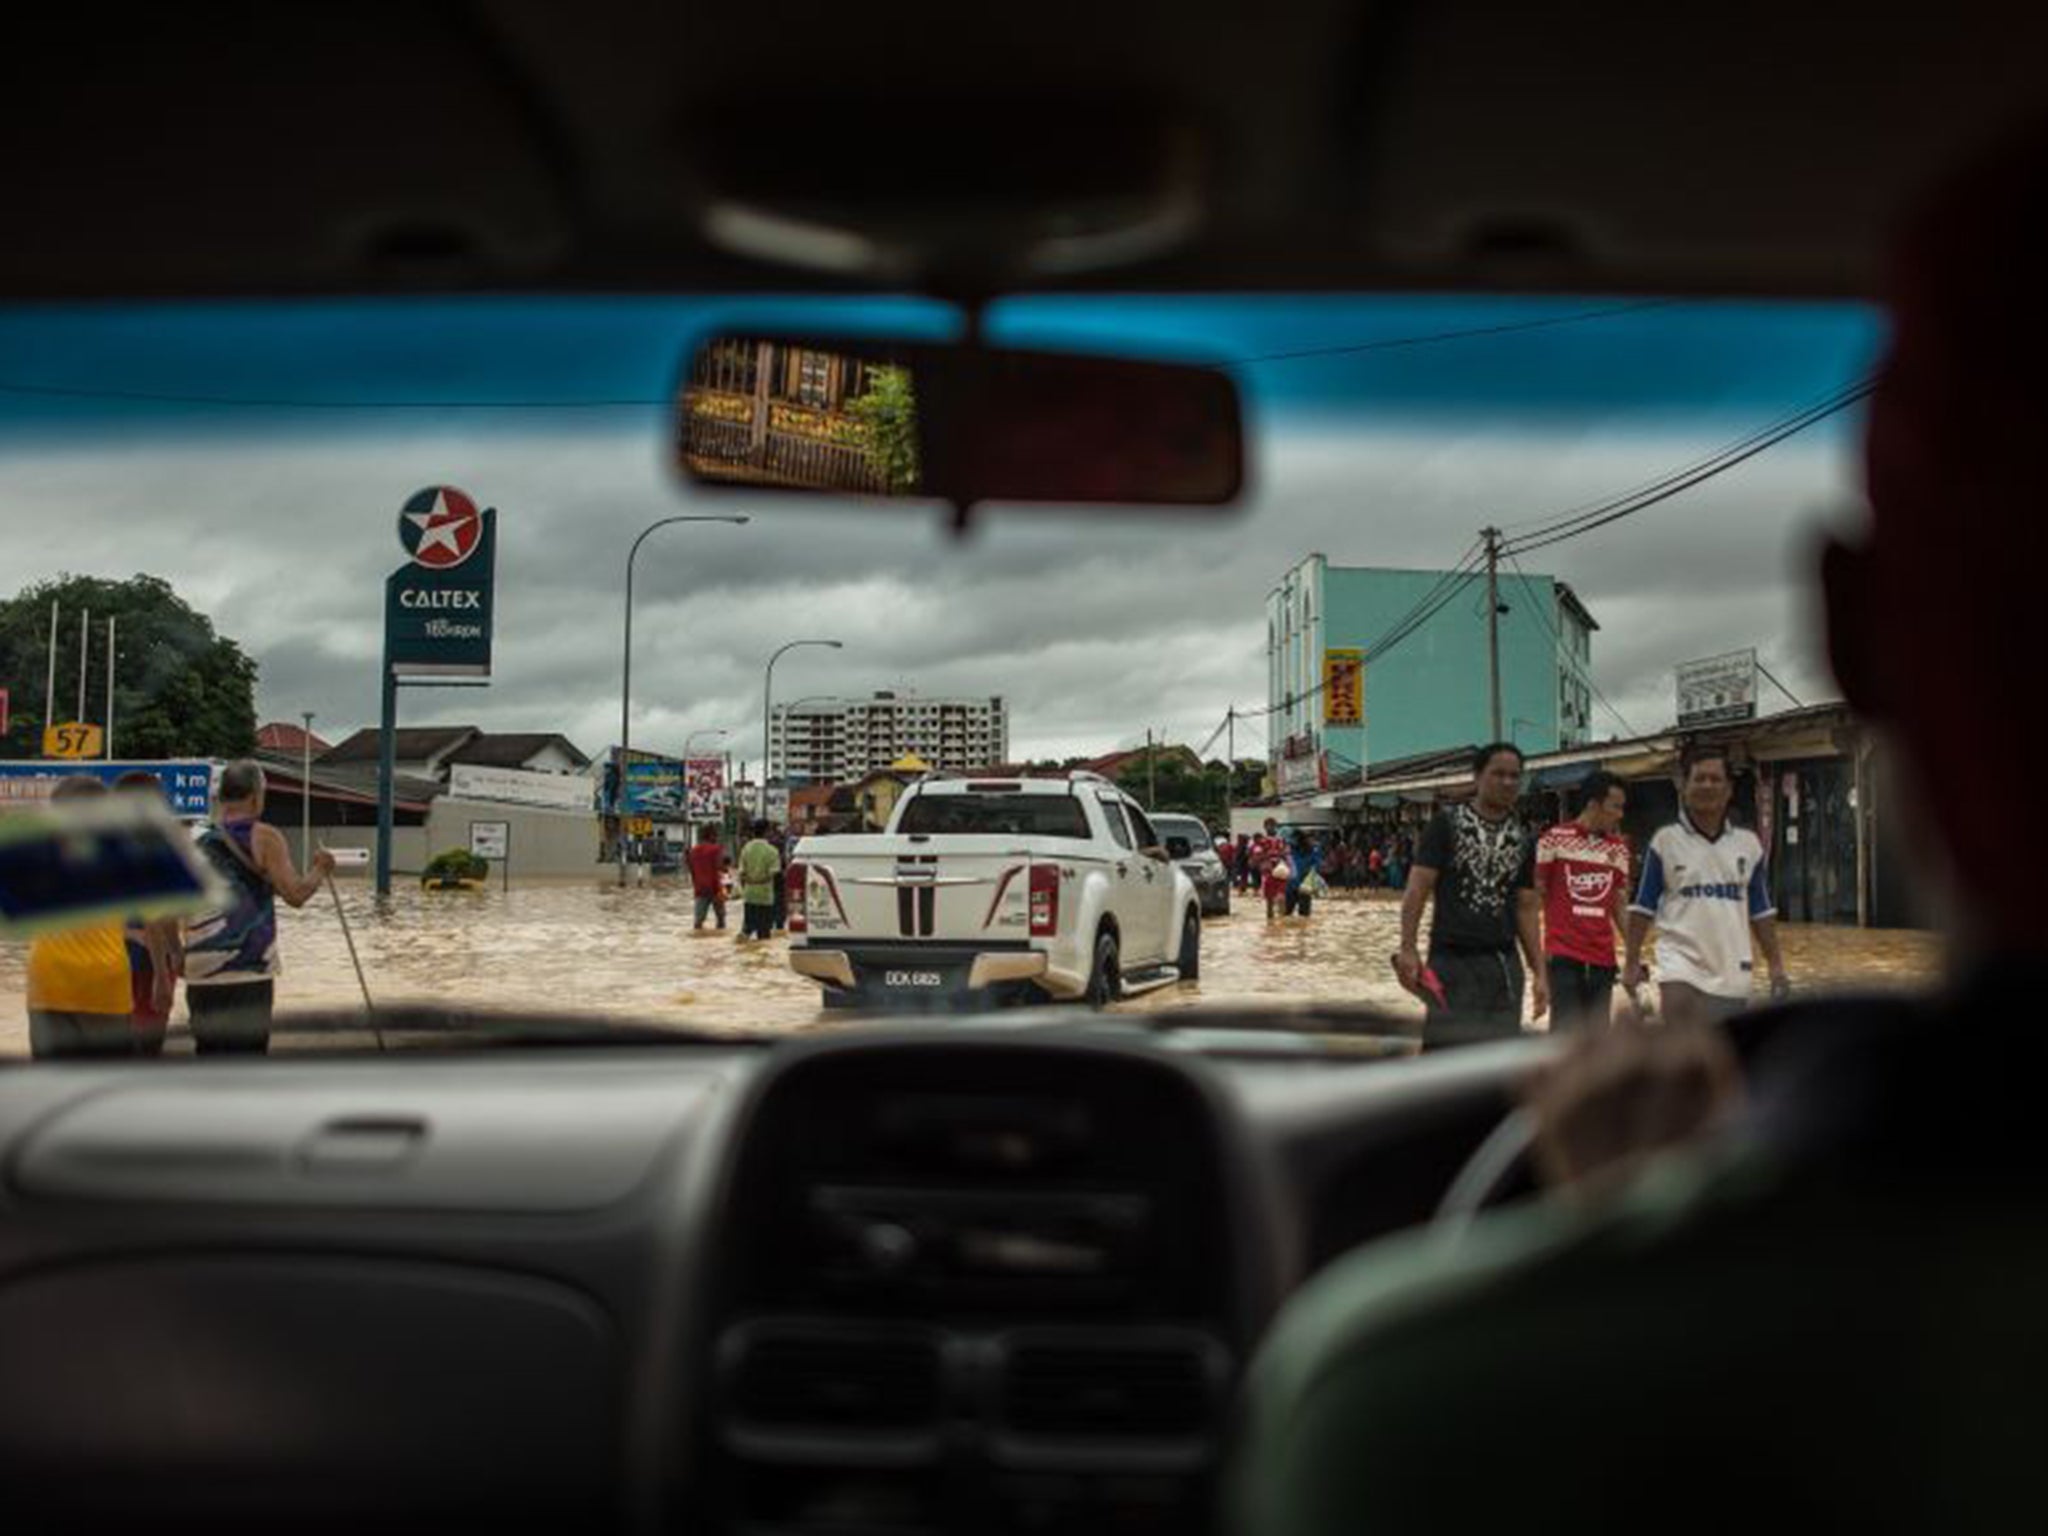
[{"left": 42, "top": 722, "right": 103, "bottom": 759}]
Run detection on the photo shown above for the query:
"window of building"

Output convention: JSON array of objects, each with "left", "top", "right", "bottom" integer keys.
[{"left": 795, "top": 350, "right": 833, "bottom": 407}]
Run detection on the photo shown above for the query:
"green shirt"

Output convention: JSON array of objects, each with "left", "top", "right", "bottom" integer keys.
[{"left": 738, "top": 838, "right": 781, "bottom": 905}]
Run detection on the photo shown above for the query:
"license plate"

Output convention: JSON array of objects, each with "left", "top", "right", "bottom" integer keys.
[{"left": 884, "top": 969, "right": 944, "bottom": 988}]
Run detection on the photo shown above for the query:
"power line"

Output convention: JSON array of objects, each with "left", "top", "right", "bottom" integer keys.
[
  {"left": 0, "top": 301, "right": 1680, "bottom": 412},
  {"left": 1501, "top": 379, "right": 1875, "bottom": 557},
  {"left": 1500, "top": 379, "right": 1871, "bottom": 550},
  {"left": 1501, "top": 548, "right": 1641, "bottom": 740},
  {"left": 1756, "top": 659, "right": 1807, "bottom": 710},
  {"left": 1225, "top": 300, "right": 1676, "bottom": 367}
]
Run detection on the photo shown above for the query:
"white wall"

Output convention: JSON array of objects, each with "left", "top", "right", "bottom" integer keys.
[{"left": 424, "top": 801, "right": 602, "bottom": 877}]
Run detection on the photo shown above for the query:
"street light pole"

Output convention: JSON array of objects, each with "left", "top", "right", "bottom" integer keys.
[
  {"left": 619, "top": 515, "right": 749, "bottom": 882},
  {"left": 763, "top": 639, "right": 844, "bottom": 820}
]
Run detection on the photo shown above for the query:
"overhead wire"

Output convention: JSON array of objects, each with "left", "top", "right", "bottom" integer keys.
[
  {"left": 1500, "top": 379, "right": 1875, "bottom": 557},
  {"left": 1501, "top": 549, "right": 1641, "bottom": 740},
  {"left": 1223, "top": 299, "right": 1676, "bottom": 367}
]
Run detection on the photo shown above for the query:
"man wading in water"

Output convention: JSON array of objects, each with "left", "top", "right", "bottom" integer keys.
[
  {"left": 1397, "top": 742, "right": 1550, "bottom": 1047},
  {"left": 183, "top": 760, "right": 334, "bottom": 1053}
]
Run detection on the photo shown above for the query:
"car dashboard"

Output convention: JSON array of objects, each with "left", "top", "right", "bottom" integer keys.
[{"left": 0, "top": 1021, "right": 1535, "bottom": 1535}]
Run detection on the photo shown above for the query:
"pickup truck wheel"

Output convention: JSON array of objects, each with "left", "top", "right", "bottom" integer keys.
[
  {"left": 1086, "top": 929, "right": 1121, "bottom": 1009},
  {"left": 1177, "top": 909, "right": 1202, "bottom": 982}
]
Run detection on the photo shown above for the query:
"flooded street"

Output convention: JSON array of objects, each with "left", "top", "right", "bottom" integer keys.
[{"left": 0, "top": 882, "right": 1943, "bottom": 1057}]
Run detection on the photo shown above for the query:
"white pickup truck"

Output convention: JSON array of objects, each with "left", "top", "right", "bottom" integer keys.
[{"left": 785, "top": 773, "right": 1203, "bottom": 1010}]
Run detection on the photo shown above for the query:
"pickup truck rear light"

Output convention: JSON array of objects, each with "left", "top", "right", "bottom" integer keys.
[
  {"left": 1029, "top": 863, "right": 1059, "bottom": 937},
  {"left": 786, "top": 861, "right": 808, "bottom": 933}
]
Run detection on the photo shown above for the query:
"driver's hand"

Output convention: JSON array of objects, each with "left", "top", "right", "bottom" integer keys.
[{"left": 1522, "top": 1017, "right": 1744, "bottom": 1197}]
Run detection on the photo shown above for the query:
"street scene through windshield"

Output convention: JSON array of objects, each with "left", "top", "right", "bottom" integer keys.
[{"left": 0, "top": 294, "right": 1932, "bottom": 1056}]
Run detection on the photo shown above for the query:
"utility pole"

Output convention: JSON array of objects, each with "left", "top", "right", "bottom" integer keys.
[
  {"left": 1483, "top": 526, "right": 1503, "bottom": 742},
  {"left": 1147, "top": 728, "right": 1157, "bottom": 810},
  {"left": 77, "top": 609, "right": 90, "bottom": 726},
  {"left": 43, "top": 599, "right": 58, "bottom": 744},
  {"left": 104, "top": 616, "right": 115, "bottom": 758},
  {"left": 1225, "top": 707, "right": 1236, "bottom": 832}
]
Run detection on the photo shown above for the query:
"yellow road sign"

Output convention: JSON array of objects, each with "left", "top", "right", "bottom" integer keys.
[{"left": 42, "top": 722, "right": 103, "bottom": 759}]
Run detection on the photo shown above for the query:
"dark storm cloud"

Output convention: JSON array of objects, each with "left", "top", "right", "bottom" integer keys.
[{"left": 7, "top": 416, "right": 1862, "bottom": 766}]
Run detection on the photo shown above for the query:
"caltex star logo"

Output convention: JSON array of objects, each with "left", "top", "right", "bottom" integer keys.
[{"left": 397, "top": 486, "right": 482, "bottom": 570}]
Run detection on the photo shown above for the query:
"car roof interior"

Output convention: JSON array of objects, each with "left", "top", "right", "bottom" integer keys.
[{"left": 7, "top": 1, "right": 2044, "bottom": 305}]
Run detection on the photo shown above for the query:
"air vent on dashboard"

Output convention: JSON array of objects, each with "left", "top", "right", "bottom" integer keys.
[
  {"left": 998, "top": 1332, "right": 1224, "bottom": 1439},
  {"left": 727, "top": 1325, "right": 943, "bottom": 1430}
]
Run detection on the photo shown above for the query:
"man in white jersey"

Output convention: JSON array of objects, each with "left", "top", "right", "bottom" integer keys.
[{"left": 1621, "top": 743, "right": 1789, "bottom": 1029}]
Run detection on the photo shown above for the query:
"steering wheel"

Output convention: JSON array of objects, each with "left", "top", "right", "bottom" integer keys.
[{"left": 1431, "top": 1106, "right": 1540, "bottom": 1235}]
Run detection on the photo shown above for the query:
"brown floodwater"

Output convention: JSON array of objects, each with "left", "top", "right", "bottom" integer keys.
[{"left": 0, "top": 882, "right": 1945, "bottom": 1058}]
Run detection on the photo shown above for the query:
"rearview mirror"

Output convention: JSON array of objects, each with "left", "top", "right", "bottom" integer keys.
[
  {"left": 1164, "top": 836, "right": 1194, "bottom": 861},
  {"left": 677, "top": 333, "right": 1243, "bottom": 515}
]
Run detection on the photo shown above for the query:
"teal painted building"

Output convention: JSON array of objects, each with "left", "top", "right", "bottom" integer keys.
[{"left": 1266, "top": 554, "right": 1599, "bottom": 794}]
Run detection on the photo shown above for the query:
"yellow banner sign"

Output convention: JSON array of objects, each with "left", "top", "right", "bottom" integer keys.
[
  {"left": 1322, "top": 648, "right": 1364, "bottom": 727},
  {"left": 42, "top": 722, "right": 103, "bottom": 759}
]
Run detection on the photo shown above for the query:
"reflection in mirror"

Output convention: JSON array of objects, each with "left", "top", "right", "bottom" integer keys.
[
  {"left": 680, "top": 337, "right": 923, "bottom": 497},
  {"left": 676, "top": 332, "right": 1243, "bottom": 513},
  {"left": 1164, "top": 837, "right": 1193, "bottom": 860}
]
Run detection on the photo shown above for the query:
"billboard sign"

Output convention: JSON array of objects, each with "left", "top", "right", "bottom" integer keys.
[
  {"left": 0, "top": 760, "right": 213, "bottom": 818},
  {"left": 1322, "top": 647, "right": 1363, "bottom": 727},
  {"left": 1676, "top": 648, "right": 1758, "bottom": 729},
  {"left": 447, "top": 763, "right": 595, "bottom": 814},
  {"left": 685, "top": 756, "right": 727, "bottom": 819},
  {"left": 614, "top": 751, "right": 686, "bottom": 819},
  {"left": 1276, "top": 748, "right": 1328, "bottom": 799},
  {"left": 385, "top": 486, "right": 496, "bottom": 678}
]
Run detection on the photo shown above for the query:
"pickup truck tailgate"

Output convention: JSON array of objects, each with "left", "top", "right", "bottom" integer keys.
[{"left": 796, "top": 836, "right": 1041, "bottom": 944}]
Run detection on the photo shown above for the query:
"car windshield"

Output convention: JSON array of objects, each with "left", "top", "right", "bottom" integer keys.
[
  {"left": 894, "top": 792, "right": 1092, "bottom": 840},
  {"left": 1152, "top": 819, "right": 1211, "bottom": 851},
  {"left": 0, "top": 293, "right": 1942, "bottom": 1059}
]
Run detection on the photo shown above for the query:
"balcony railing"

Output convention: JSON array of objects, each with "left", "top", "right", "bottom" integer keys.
[{"left": 681, "top": 389, "right": 889, "bottom": 496}]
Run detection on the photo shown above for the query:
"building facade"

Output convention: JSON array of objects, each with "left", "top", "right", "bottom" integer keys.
[
  {"left": 1266, "top": 554, "right": 1598, "bottom": 794},
  {"left": 769, "top": 692, "right": 1009, "bottom": 783}
]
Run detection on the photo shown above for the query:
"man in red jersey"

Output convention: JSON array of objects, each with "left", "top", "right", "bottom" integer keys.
[{"left": 1535, "top": 770, "right": 1631, "bottom": 1031}]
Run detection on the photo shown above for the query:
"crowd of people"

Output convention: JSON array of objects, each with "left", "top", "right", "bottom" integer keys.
[
  {"left": 1215, "top": 824, "right": 1415, "bottom": 901},
  {"left": 25, "top": 759, "right": 335, "bottom": 1059},
  {"left": 1192, "top": 733, "right": 1789, "bottom": 1048}
]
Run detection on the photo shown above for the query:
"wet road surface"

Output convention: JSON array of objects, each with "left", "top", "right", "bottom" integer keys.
[{"left": 0, "top": 882, "right": 1944, "bottom": 1057}]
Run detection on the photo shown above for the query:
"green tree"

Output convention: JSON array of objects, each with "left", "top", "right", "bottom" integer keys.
[
  {"left": 1113, "top": 755, "right": 1271, "bottom": 825},
  {"left": 0, "top": 574, "right": 258, "bottom": 760},
  {"left": 846, "top": 365, "right": 922, "bottom": 493}
]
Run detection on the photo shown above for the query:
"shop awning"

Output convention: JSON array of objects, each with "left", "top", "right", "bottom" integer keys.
[{"left": 1529, "top": 761, "right": 1596, "bottom": 792}]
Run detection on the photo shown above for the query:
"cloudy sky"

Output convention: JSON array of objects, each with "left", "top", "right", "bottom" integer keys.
[{"left": 1, "top": 293, "right": 1879, "bottom": 769}]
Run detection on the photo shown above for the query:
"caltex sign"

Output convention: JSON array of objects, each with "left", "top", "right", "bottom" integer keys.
[{"left": 386, "top": 486, "right": 496, "bottom": 678}]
